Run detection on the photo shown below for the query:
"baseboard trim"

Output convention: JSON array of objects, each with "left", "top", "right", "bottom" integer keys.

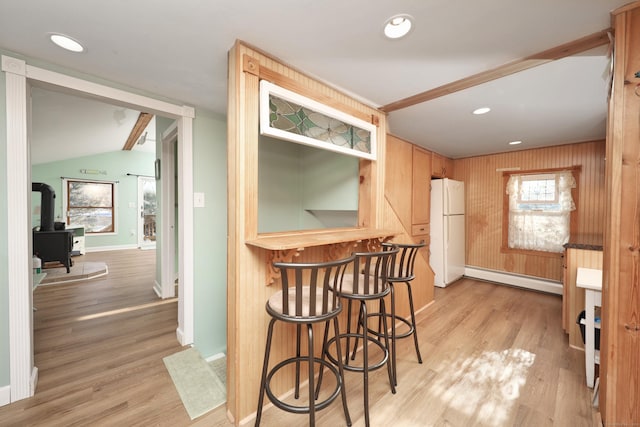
[
  {"left": 465, "top": 266, "right": 562, "bottom": 295},
  {"left": 153, "top": 281, "right": 162, "bottom": 298},
  {"left": 30, "top": 367, "right": 38, "bottom": 398},
  {"left": 205, "top": 352, "right": 226, "bottom": 363},
  {"left": 176, "top": 327, "right": 185, "bottom": 346},
  {"left": 0, "top": 385, "right": 10, "bottom": 406},
  {"left": 85, "top": 244, "right": 138, "bottom": 253}
]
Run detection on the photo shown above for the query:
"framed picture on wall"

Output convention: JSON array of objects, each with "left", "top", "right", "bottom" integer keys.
[{"left": 259, "top": 80, "right": 377, "bottom": 160}]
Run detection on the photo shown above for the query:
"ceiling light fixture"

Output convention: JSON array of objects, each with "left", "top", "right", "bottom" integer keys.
[
  {"left": 384, "top": 14, "right": 413, "bottom": 39},
  {"left": 472, "top": 107, "right": 491, "bottom": 115},
  {"left": 509, "top": 140, "right": 522, "bottom": 145},
  {"left": 49, "top": 33, "right": 85, "bottom": 53}
]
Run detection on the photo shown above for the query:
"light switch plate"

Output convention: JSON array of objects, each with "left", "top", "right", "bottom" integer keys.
[{"left": 194, "top": 192, "right": 205, "bottom": 208}]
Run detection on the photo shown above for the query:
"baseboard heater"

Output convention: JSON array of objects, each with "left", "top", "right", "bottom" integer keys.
[{"left": 464, "top": 266, "right": 562, "bottom": 295}]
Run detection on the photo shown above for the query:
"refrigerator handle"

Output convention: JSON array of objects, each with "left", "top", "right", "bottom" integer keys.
[{"left": 445, "top": 184, "right": 450, "bottom": 215}]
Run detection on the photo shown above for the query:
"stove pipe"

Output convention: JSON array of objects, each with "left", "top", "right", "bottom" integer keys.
[{"left": 32, "top": 182, "right": 56, "bottom": 231}]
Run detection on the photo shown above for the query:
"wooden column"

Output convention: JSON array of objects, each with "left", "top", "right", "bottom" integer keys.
[{"left": 601, "top": 2, "right": 640, "bottom": 423}]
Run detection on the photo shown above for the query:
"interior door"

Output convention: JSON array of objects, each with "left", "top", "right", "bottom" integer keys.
[{"left": 138, "top": 176, "right": 157, "bottom": 249}]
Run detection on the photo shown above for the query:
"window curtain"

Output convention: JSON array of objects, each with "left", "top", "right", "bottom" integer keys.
[{"left": 506, "top": 171, "right": 576, "bottom": 252}]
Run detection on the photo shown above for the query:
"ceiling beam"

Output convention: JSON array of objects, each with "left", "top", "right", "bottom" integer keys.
[
  {"left": 122, "top": 112, "right": 154, "bottom": 150},
  {"left": 380, "top": 28, "right": 612, "bottom": 113}
]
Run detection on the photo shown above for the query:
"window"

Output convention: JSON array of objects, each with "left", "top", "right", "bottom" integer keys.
[
  {"left": 66, "top": 179, "right": 116, "bottom": 233},
  {"left": 504, "top": 170, "right": 576, "bottom": 253}
]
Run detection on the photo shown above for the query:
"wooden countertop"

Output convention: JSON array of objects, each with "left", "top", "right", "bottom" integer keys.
[
  {"left": 563, "top": 234, "right": 603, "bottom": 251},
  {"left": 246, "top": 228, "right": 400, "bottom": 251}
]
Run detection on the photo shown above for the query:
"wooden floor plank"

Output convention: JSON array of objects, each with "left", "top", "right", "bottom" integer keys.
[{"left": 0, "top": 255, "right": 600, "bottom": 426}]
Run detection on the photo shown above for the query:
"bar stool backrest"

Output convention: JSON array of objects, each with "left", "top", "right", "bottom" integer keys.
[
  {"left": 382, "top": 241, "right": 425, "bottom": 282},
  {"left": 272, "top": 255, "right": 355, "bottom": 319},
  {"left": 348, "top": 248, "right": 399, "bottom": 296}
]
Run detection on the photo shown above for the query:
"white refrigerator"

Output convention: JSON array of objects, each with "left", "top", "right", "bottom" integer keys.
[{"left": 430, "top": 178, "right": 465, "bottom": 287}]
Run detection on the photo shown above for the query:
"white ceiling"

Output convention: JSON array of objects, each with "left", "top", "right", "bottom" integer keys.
[{"left": 0, "top": 0, "right": 630, "bottom": 160}]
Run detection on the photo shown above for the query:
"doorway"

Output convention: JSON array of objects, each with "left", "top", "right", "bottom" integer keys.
[
  {"left": 138, "top": 176, "right": 157, "bottom": 249},
  {"left": 3, "top": 54, "right": 195, "bottom": 402}
]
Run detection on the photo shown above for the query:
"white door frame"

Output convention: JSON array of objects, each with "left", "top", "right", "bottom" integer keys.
[
  {"left": 137, "top": 175, "right": 157, "bottom": 250},
  {"left": 2, "top": 55, "right": 195, "bottom": 402},
  {"left": 159, "top": 122, "right": 178, "bottom": 298}
]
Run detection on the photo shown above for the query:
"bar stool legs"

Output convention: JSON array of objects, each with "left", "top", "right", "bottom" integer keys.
[
  {"left": 256, "top": 318, "right": 351, "bottom": 427},
  {"left": 388, "top": 278, "right": 422, "bottom": 386},
  {"left": 378, "top": 241, "right": 426, "bottom": 386},
  {"left": 325, "top": 249, "right": 399, "bottom": 427},
  {"left": 255, "top": 256, "right": 354, "bottom": 427}
]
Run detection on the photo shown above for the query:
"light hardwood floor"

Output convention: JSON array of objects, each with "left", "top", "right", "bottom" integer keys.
[{"left": 0, "top": 250, "right": 598, "bottom": 426}]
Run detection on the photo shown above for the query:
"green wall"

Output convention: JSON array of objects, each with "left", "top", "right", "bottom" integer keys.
[
  {"left": 258, "top": 136, "right": 359, "bottom": 233},
  {"left": 0, "top": 50, "right": 228, "bottom": 392},
  {"left": 31, "top": 150, "right": 155, "bottom": 249},
  {"left": 193, "top": 112, "right": 227, "bottom": 357},
  {"left": 0, "top": 57, "right": 9, "bottom": 388}
]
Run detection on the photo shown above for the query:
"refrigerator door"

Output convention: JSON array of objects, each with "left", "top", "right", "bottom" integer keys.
[
  {"left": 444, "top": 214, "right": 466, "bottom": 284},
  {"left": 444, "top": 179, "right": 465, "bottom": 215},
  {"left": 430, "top": 180, "right": 445, "bottom": 287}
]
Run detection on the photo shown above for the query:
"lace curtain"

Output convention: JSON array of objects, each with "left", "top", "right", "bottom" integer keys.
[{"left": 506, "top": 171, "right": 576, "bottom": 252}]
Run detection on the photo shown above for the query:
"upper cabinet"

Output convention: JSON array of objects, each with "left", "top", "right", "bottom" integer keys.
[
  {"left": 385, "top": 134, "right": 431, "bottom": 238},
  {"left": 412, "top": 146, "right": 431, "bottom": 236},
  {"left": 431, "top": 152, "right": 454, "bottom": 178}
]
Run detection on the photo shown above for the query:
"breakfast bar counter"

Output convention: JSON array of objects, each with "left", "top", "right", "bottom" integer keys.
[{"left": 246, "top": 227, "right": 399, "bottom": 251}]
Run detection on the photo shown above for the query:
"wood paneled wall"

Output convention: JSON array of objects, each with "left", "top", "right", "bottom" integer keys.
[{"left": 453, "top": 140, "right": 606, "bottom": 281}]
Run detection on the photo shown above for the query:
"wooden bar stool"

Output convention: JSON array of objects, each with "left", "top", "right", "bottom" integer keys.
[
  {"left": 255, "top": 256, "right": 355, "bottom": 427},
  {"left": 324, "top": 248, "right": 399, "bottom": 427}
]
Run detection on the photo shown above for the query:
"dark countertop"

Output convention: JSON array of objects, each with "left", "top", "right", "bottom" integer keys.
[{"left": 563, "top": 234, "right": 603, "bottom": 251}]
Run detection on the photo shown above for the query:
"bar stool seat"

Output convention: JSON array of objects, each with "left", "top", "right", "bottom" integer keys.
[
  {"left": 323, "top": 248, "right": 399, "bottom": 427},
  {"left": 255, "top": 256, "right": 355, "bottom": 427}
]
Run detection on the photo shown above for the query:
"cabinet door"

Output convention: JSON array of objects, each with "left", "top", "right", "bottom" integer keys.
[
  {"left": 444, "top": 157, "right": 455, "bottom": 178},
  {"left": 412, "top": 146, "right": 431, "bottom": 225},
  {"left": 431, "top": 153, "right": 445, "bottom": 178},
  {"left": 385, "top": 135, "right": 413, "bottom": 230}
]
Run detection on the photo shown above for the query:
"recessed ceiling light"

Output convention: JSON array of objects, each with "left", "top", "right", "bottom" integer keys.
[
  {"left": 472, "top": 107, "right": 491, "bottom": 115},
  {"left": 49, "top": 33, "right": 85, "bottom": 53},
  {"left": 509, "top": 140, "right": 522, "bottom": 145},
  {"left": 384, "top": 14, "right": 413, "bottom": 39}
]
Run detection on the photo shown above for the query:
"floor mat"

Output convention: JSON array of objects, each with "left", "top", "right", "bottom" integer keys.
[
  {"left": 39, "top": 261, "right": 108, "bottom": 285},
  {"left": 163, "top": 347, "right": 226, "bottom": 420}
]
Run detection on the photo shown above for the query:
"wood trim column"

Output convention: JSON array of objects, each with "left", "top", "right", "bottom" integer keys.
[{"left": 1, "top": 55, "right": 36, "bottom": 401}]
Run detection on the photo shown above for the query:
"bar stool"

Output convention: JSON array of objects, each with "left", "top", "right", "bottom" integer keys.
[
  {"left": 324, "top": 248, "right": 399, "bottom": 427},
  {"left": 255, "top": 256, "right": 355, "bottom": 427},
  {"left": 377, "top": 241, "right": 426, "bottom": 386}
]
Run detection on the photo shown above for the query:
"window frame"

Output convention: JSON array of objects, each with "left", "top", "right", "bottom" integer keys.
[
  {"left": 63, "top": 178, "right": 118, "bottom": 235},
  {"left": 516, "top": 173, "right": 560, "bottom": 206},
  {"left": 501, "top": 166, "right": 580, "bottom": 257}
]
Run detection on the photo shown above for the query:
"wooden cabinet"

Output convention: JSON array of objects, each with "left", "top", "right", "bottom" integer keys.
[
  {"left": 431, "top": 153, "right": 445, "bottom": 178},
  {"left": 431, "top": 152, "right": 454, "bottom": 178},
  {"left": 412, "top": 146, "right": 431, "bottom": 236},
  {"left": 385, "top": 135, "right": 431, "bottom": 238},
  {"left": 444, "top": 157, "right": 454, "bottom": 178},
  {"left": 562, "top": 246, "right": 603, "bottom": 349}
]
